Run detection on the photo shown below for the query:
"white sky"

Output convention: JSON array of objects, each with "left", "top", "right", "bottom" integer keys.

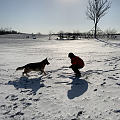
[{"left": 0, "top": 0, "right": 119, "bottom": 34}]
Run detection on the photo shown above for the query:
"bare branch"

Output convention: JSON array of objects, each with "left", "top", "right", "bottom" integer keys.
[
  {"left": 86, "top": 0, "right": 111, "bottom": 23},
  {"left": 86, "top": 0, "right": 111, "bottom": 38}
]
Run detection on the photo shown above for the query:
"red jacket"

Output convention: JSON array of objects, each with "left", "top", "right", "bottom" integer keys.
[{"left": 71, "top": 56, "right": 85, "bottom": 68}]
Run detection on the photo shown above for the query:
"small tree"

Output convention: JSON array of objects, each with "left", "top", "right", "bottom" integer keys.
[
  {"left": 86, "top": 0, "right": 111, "bottom": 38},
  {"left": 105, "top": 28, "right": 117, "bottom": 34}
]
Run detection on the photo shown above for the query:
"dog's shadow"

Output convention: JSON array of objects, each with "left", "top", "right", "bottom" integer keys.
[
  {"left": 67, "top": 76, "right": 88, "bottom": 99},
  {"left": 8, "top": 76, "right": 44, "bottom": 95}
]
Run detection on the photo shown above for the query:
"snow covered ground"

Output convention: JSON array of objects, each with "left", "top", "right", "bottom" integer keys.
[{"left": 0, "top": 36, "right": 120, "bottom": 120}]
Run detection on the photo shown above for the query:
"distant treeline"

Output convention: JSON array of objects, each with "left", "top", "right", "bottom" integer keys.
[{"left": 0, "top": 28, "right": 19, "bottom": 35}]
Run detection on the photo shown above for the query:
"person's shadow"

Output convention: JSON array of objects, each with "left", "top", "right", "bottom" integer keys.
[
  {"left": 67, "top": 76, "right": 88, "bottom": 99},
  {"left": 8, "top": 76, "right": 44, "bottom": 95}
]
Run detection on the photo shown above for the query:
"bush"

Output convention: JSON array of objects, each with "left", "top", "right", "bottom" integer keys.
[{"left": 0, "top": 28, "right": 18, "bottom": 35}]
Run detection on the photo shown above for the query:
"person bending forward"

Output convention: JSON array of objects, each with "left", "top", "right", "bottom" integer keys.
[{"left": 68, "top": 53, "right": 85, "bottom": 77}]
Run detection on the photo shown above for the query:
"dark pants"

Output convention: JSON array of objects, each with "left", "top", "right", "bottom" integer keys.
[{"left": 71, "top": 65, "right": 81, "bottom": 75}]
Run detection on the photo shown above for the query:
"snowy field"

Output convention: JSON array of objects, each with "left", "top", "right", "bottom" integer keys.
[{"left": 0, "top": 36, "right": 120, "bottom": 120}]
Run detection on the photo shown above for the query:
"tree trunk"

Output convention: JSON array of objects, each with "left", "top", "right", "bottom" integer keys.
[{"left": 94, "top": 22, "right": 97, "bottom": 39}]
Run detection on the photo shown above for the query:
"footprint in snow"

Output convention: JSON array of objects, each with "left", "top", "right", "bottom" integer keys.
[{"left": 5, "top": 94, "right": 18, "bottom": 101}]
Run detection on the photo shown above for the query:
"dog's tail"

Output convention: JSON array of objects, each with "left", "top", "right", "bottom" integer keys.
[{"left": 16, "top": 66, "right": 25, "bottom": 71}]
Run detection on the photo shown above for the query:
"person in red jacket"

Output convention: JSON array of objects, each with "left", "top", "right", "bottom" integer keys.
[{"left": 68, "top": 53, "right": 85, "bottom": 77}]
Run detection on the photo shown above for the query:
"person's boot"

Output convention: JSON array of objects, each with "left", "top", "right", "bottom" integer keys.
[{"left": 75, "top": 73, "right": 81, "bottom": 77}]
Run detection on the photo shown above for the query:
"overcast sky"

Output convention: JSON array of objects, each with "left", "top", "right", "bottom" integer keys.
[{"left": 0, "top": 0, "right": 120, "bottom": 34}]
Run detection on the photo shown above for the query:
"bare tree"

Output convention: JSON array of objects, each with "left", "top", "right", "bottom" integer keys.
[
  {"left": 86, "top": 0, "right": 111, "bottom": 38},
  {"left": 105, "top": 28, "right": 117, "bottom": 34}
]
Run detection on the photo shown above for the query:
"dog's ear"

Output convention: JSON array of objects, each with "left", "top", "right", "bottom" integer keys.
[{"left": 44, "top": 58, "right": 48, "bottom": 61}]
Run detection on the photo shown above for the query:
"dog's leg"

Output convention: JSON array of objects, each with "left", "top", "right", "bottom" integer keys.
[
  {"left": 22, "top": 72, "right": 25, "bottom": 76},
  {"left": 41, "top": 69, "right": 46, "bottom": 75},
  {"left": 22, "top": 71, "right": 30, "bottom": 77},
  {"left": 43, "top": 71, "right": 46, "bottom": 75},
  {"left": 26, "top": 73, "right": 30, "bottom": 77},
  {"left": 23, "top": 68, "right": 30, "bottom": 77}
]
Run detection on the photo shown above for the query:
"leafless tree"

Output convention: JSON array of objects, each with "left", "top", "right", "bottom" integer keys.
[
  {"left": 86, "top": 0, "right": 111, "bottom": 38},
  {"left": 105, "top": 28, "right": 117, "bottom": 34}
]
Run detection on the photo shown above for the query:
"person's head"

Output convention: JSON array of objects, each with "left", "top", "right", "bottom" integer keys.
[{"left": 68, "top": 53, "right": 75, "bottom": 58}]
